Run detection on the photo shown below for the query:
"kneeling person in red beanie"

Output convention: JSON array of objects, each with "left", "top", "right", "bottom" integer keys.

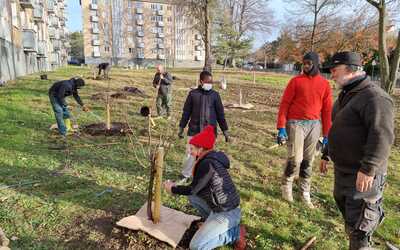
[{"left": 164, "top": 125, "right": 245, "bottom": 250}]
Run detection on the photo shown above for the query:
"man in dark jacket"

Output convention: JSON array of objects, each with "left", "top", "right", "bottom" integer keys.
[
  {"left": 320, "top": 52, "right": 394, "bottom": 250},
  {"left": 152, "top": 65, "right": 173, "bottom": 118},
  {"left": 164, "top": 125, "right": 245, "bottom": 250},
  {"left": 178, "top": 70, "right": 229, "bottom": 178},
  {"left": 49, "top": 77, "right": 89, "bottom": 136}
]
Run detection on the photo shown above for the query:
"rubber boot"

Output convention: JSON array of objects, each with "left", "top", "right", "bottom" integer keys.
[
  {"left": 281, "top": 178, "right": 294, "bottom": 203},
  {"left": 299, "top": 178, "right": 314, "bottom": 208},
  {"left": 349, "top": 230, "right": 370, "bottom": 250}
]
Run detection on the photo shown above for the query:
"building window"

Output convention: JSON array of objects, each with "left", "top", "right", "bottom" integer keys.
[
  {"left": 167, "top": 17, "right": 172, "bottom": 22},
  {"left": 90, "top": 10, "right": 97, "bottom": 16},
  {"left": 129, "top": 48, "right": 133, "bottom": 53},
  {"left": 137, "top": 37, "right": 144, "bottom": 43},
  {"left": 136, "top": 2, "right": 143, "bottom": 8},
  {"left": 136, "top": 14, "right": 143, "bottom": 20},
  {"left": 167, "top": 6, "right": 172, "bottom": 10},
  {"left": 93, "top": 46, "right": 100, "bottom": 53},
  {"left": 92, "top": 34, "right": 99, "bottom": 40},
  {"left": 92, "top": 0, "right": 97, "bottom": 4},
  {"left": 137, "top": 26, "right": 144, "bottom": 32}
]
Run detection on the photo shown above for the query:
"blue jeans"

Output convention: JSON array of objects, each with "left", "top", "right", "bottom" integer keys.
[
  {"left": 188, "top": 195, "right": 241, "bottom": 250},
  {"left": 49, "top": 94, "right": 70, "bottom": 135}
]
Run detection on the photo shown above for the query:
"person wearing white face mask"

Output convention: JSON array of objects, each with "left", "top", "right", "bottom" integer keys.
[
  {"left": 178, "top": 71, "right": 230, "bottom": 179},
  {"left": 321, "top": 51, "right": 394, "bottom": 250}
]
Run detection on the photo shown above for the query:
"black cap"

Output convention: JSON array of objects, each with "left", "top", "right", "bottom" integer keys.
[
  {"left": 303, "top": 52, "right": 320, "bottom": 66},
  {"left": 328, "top": 52, "right": 362, "bottom": 69},
  {"left": 72, "top": 77, "right": 85, "bottom": 88}
]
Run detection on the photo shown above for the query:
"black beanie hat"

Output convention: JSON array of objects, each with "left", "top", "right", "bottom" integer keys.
[
  {"left": 73, "top": 77, "right": 85, "bottom": 88},
  {"left": 303, "top": 52, "right": 320, "bottom": 76}
]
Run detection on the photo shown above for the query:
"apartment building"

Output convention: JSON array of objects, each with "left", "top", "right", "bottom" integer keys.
[
  {"left": 0, "top": 0, "right": 69, "bottom": 82},
  {"left": 81, "top": 0, "right": 205, "bottom": 67}
]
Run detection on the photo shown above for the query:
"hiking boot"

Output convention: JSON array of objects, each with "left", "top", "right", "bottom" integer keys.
[
  {"left": 281, "top": 184, "right": 294, "bottom": 203},
  {"left": 301, "top": 192, "right": 314, "bottom": 209},
  {"left": 234, "top": 225, "right": 246, "bottom": 250}
]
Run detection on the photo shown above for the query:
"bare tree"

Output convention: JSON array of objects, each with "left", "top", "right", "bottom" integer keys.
[
  {"left": 216, "top": 0, "right": 273, "bottom": 67},
  {"left": 365, "top": 0, "right": 400, "bottom": 93},
  {"left": 174, "top": 0, "right": 216, "bottom": 71},
  {"left": 284, "top": 0, "right": 342, "bottom": 51}
]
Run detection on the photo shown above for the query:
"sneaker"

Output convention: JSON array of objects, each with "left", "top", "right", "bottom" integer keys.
[
  {"left": 234, "top": 225, "right": 246, "bottom": 250},
  {"left": 281, "top": 184, "right": 294, "bottom": 203}
]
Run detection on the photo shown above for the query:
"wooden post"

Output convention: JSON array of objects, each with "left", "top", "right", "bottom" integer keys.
[
  {"left": 152, "top": 146, "right": 164, "bottom": 224},
  {"left": 239, "top": 88, "right": 243, "bottom": 106},
  {"left": 106, "top": 101, "right": 111, "bottom": 130},
  {"left": 253, "top": 69, "right": 256, "bottom": 84}
]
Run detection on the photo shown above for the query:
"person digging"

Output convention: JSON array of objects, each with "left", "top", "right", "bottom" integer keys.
[
  {"left": 164, "top": 125, "right": 246, "bottom": 250},
  {"left": 48, "top": 77, "right": 89, "bottom": 137},
  {"left": 152, "top": 64, "right": 173, "bottom": 119}
]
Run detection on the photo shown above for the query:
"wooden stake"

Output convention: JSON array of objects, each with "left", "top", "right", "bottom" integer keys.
[
  {"left": 106, "top": 101, "right": 111, "bottom": 130},
  {"left": 253, "top": 70, "right": 256, "bottom": 84},
  {"left": 300, "top": 236, "right": 316, "bottom": 250},
  {"left": 239, "top": 88, "right": 243, "bottom": 106},
  {"left": 152, "top": 147, "right": 164, "bottom": 224}
]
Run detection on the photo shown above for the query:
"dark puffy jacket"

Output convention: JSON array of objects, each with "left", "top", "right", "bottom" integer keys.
[
  {"left": 327, "top": 75, "right": 394, "bottom": 176},
  {"left": 153, "top": 72, "right": 173, "bottom": 96},
  {"left": 179, "top": 87, "right": 228, "bottom": 136},
  {"left": 49, "top": 79, "right": 83, "bottom": 106},
  {"left": 172, "top": 151, "right": 240, "bottom": 213}
]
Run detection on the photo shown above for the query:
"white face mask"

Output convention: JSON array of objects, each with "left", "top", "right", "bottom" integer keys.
[{"left": 202, "top": 83, "right": 212, "bottom": 91}]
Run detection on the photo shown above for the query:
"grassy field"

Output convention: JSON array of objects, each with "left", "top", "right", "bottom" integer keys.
[{"left": 0, "top": 66, "right": 399, "bottom": 250}]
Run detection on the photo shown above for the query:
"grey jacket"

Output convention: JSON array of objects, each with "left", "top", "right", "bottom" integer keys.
[{"left": 327, "top": 75, "right": 394, "bottom": 176}]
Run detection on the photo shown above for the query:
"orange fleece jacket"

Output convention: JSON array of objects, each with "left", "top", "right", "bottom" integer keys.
[{"left": 276, "top": 74, "right": 333, "bottom": 136}]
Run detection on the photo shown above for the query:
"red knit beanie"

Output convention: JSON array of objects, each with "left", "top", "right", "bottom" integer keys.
[{"left": 189, "top": 125, "right": 215, "bottom": 150}]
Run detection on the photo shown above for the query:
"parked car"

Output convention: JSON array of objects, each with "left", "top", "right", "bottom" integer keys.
[
  {"left": 243, "top": 64, "right": 263, "bottom": 71},
  {"left": 68, "top": 58, "right": 82, "bottom": 66}
]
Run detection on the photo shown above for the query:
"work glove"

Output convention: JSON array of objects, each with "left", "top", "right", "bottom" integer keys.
[
  {"left": 223, "top": 130, "right": 230, "bottom": 143},
  {"left": 277, "top": 128, "right": 288, "bottom": 145},
  {"left": 82, "top": 105, "right": 90, "bottom": 112},
  {"left": 178, "top": 127, "right": 184, "bottom": 139},
  {"left": 321, "top": 136, "right": 329, "bottom": 161}
]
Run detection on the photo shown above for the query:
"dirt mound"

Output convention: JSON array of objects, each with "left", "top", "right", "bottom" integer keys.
[
  {"left": 82, "top": 123, "right": 131, "bottom": 136},
  {"left": 123, "top": 86, "right": 148, "bottom": 97}
]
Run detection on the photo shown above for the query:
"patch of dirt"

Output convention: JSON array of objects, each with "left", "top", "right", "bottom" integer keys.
[
  {"left": 123, "top": 86, "right": 148, "bottom": 97},
  {"left": 82, "top": 122, "right": 132, "bottom": 136}
]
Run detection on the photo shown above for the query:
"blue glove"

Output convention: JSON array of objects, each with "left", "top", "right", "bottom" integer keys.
[
  {"left": 277, "top": 128, "right": 288, "bottom": 145},
  {"left": 322, "top": 136, "right": 328, "bottom": 146}
]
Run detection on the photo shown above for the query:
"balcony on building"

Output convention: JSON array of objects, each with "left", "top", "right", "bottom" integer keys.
[
  {"left": 20, "top": 0, "right": 34, "bottom": 9},
  {"left": 92, "top": 40, "right": 100, "bottom": 46},
  {"left": 53, "top": 39, "right": 61, "bottom": 51},
  {"left": 91, "top": 15, "right": 99, "bottom": 22},
  {"left": 157, "top": 33, "right": 164, "bottom": 38},
  {"left": 137, "top": 31, "right": 144, "bottom": 37},
  {"left": 156, "top": 9, "right": 164, "bottom": 15},
  {"left": 47, "top": 0, "right": 55, "bottom": 13},
  {"left": 137, "top": 53, "right": 145, "bottom": 59},
  {"left": 136, "top": 8, "right": 143, "bottom": 14},
  {"left": 49, "top": 28, "right": 56, "bottom": 39},
  {"left": 195, "top": 45, "right": 202, "bottom": 51},
  {"left": 137, "top": 42, "right": 144, "bottom": 48},
  {"left": 195, "top": 34, "right": 201, "bottom": 40},
  {"left": 37, "top": 40, "right": 47, "bottom": 57},
  {"left": 22, "top": 29, "right": 37, "bottom": 52},
  {"left": 93, "top": 51, "right": 101, "bottom": 57},
  {"left": 50, "top": 52, "right": 59, "bottom": 64},
  {"left": 92, "top": 28, "right": 99, "bottom": 34},
  {"left": 50, "top": 16, "right": 59, "bottom": 27},
  {"left": 33, "top": 6, "right": 44, "bottom": 22},
  {"left": 157, "top": 21, "right": 164, "bottom": 27},
  {"left": 90, "top": 3, "right": 98, "bottom": 10},
  {"left": 157, "top": 54, "right": 165, "bottom": 60},
  {"left": 195, "top": 55, "right": 201, "bottom": 61},
  {"left": 157, "top": 43, "right": 164, "bottom": 49},
  {"left": 136, "top": 19, "right": 144, "bottom": 26}
]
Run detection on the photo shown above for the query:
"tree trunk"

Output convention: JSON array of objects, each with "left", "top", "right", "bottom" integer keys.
[
  {"left": 387, "top": 30, "right": 400, "bottom": 93},
  {"left": 203, "top": 0, "right": 212, "bottom": 72},
  {"left": 377, "top": 4, "right": 391, "bottom": 92},
  {"left": 310, "top": 1, "right": 318, "bottom": 51}
]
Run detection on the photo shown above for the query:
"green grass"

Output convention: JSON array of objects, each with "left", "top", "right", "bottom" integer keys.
[{"left": 0, "top": 66, "right": 399, "bottom": 249}]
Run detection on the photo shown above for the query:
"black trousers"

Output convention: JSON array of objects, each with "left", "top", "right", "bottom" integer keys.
[{"left": 333, "top": 170, "right": 385, "bottom": 249}]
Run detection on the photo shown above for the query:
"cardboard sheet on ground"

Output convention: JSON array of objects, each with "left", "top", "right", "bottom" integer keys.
[{"left": 116, "top": 202, "right": 200, "bottom": 248}]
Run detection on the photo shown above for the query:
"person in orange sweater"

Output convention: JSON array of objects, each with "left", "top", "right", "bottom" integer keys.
[{"left": 276, "top": 51, "right": 333, "bottom": 208}]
